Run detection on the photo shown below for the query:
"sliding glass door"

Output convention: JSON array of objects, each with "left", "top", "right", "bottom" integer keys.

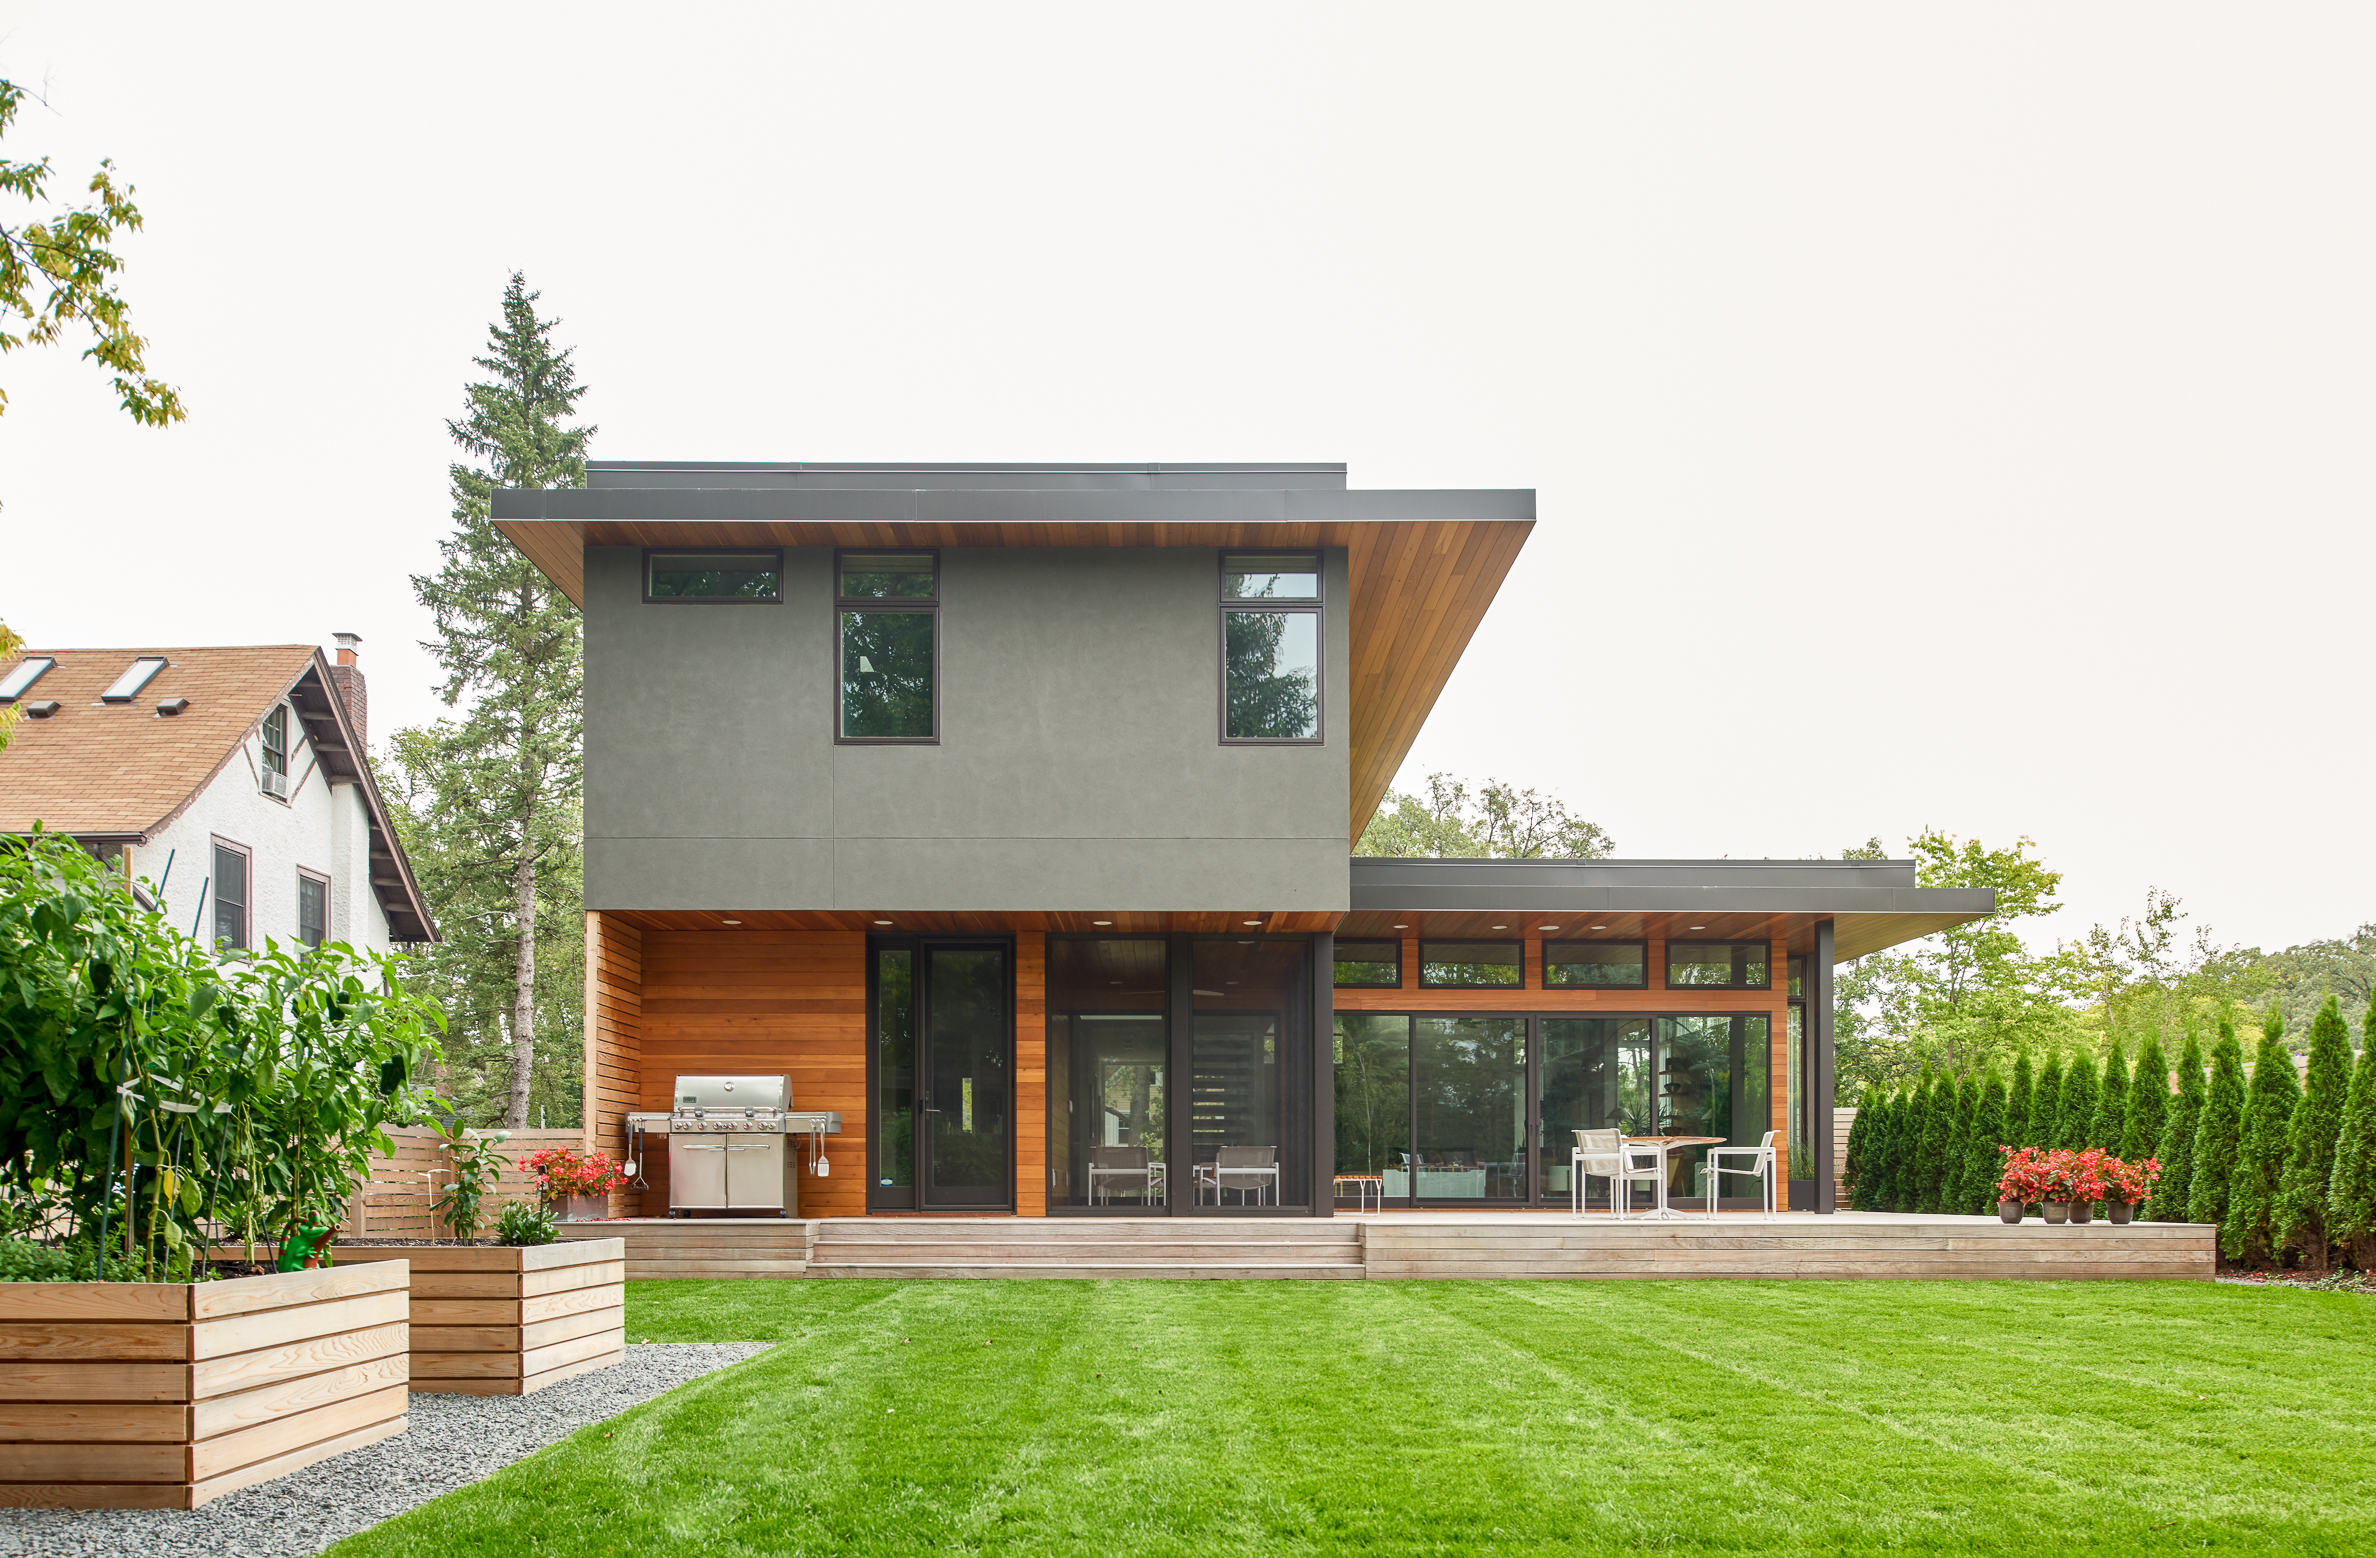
[{"left": 868, "top": 939, "right": 1014, "bottom": 1211}]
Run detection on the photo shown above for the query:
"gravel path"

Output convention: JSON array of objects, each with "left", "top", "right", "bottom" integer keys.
[{"left": 0, "top": 1341, "right": 771, "bottom": 1557}]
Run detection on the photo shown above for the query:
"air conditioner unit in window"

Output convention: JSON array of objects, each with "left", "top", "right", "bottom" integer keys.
[{"left": 261, "top": 768, "right": 289, "bottom": 800}]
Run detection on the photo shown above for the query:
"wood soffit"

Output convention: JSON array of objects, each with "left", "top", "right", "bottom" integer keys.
[{"left": 494, "top": 509, "right": 1533, "bottom": 846}]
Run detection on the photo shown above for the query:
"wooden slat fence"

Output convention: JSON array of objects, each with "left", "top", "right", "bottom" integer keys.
[{"left": 344, "top": 1126, "right": 588, "bottom": 1239}]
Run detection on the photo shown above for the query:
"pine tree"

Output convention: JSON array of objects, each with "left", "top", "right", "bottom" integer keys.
[
  {"left": 1915, "top": 1069, "right": 1952, "bottom": 1214},
  {"left": 2326, "top": 1031, "right": 2376, "bottom": 1269},
  {"left": 2059, "top": 1054, "right": 2098, "bottom": 1151},
  {"left": 1844, "top": 1085, "right": 1878, "bottom": 1210},
  {"left": 387, "top": 273, "right": 593, "bottom": 1129},
  {"left": 2034, "top": 1053, "right": 2065, "bottom": 1152},
  {"left": 2222, "top": 1008, "right": 2301, "bottom": 1265},
  {"left": 2188, "top": 1019, "right": 2247, "bottom": 1231},
  {"left": 1970, "top": 1069, "right": 2011, "bottom": 1211},
  {"left": 2271, "top": 996, "right": 2355, "bottom": 1265},
  {"left": 2157, "top": 1025, "right": 2206, "bottom": 1221},
  {"left": 2121, "top": 1032, "right": 2169, "bottom": 1167},
  {"left": 2007, "top": 1051, "right": 2035, "bottom": 1153},
  {"left": 2093, "top": 1037, "right": 2129, "bottom": 1156}
]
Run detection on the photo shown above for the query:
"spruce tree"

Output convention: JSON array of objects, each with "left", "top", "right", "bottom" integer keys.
[
  {"left": 2035, "top": 1053, "right": 2065, "bottom": 1153},
  {"left": 2326, "top": 1033, "right": 2376, "bottom": 1269},
  {"left": 2157, "top": 1025, "right": 2206, "bottom": 1221},
  {"left": 1970, "top": 1069, "right": 2011, "bottom": 1210},
  {"left": 2093, "top": 1037, "right": 2129, "bottom": 1157},
  {"left": 2007, "top": 1051, "right": 2035, "bottom": 1152},
  {"left": 2121, "top": 1032, "right": 2169, "bottom": 1167},
  {"left": 2222, "top": 1008, "right": 2301, "bottom": 1265},
  {"left": 1844, "top": 1085, "right": 1877, "bottom": 1210},
  {"left": 2059, "top": 1054, "right": 2099, "bottom": 1151},
  {"left": 2188, "top": 1019, "right": 2247, "bottom": 1230},
  {"left": 1915, "top": 1069, "right": 1952, "bottom": 1214},
  {"left": 2271, "top": 996, "right": 2354, "bottom": 1264}
]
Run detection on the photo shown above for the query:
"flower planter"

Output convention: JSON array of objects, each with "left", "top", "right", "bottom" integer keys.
[
  {"left": 329, "top": 1239, "right": 622, "bottom": 1397},
  {"left": 2042, "top": 1202, "right": 2070, "bottom": 1225},
  {"left": 1997, "top": 1200, "right": 2024, "bottom": 1225},
  {"left": 2069, "top": 1202, "right": 2094, "bottom": 1225},
  {"left": 0, "top": 1262, "right": 409, "bottom": 1509},
  {"left": 555, "top": 1196, "right": 608, "bottom": 1223},
  {"left": 2107, "top": 1202, "right": 2135, "bottom": 1225}
]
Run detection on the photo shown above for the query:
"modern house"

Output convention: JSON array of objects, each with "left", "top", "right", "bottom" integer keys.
[
  {"left": 492, "top": 461, "right": 1989, "bottom": 1220},
  {"left": 0, "top": 638, "right": 434, "bottom": 953}
]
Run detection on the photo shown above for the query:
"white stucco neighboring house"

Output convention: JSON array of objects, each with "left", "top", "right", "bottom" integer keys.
[{"left": 0, "top": 636, "right": 435, "bottom": 952}]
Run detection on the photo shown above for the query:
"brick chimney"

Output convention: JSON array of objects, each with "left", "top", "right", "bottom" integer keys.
[{"left": 330, "top": 632, "right": 367, "bottom": 750}]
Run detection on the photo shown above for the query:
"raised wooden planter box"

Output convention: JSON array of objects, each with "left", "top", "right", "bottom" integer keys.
[
  {"left": 330, "top": 1240, "right": 623, "bottom": 1397},
  {"left": 0, "top": 1261, "right": 409, "bottom": 1509}
]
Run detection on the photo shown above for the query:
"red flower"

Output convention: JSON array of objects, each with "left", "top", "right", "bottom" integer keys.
[{"left": 518, "top": 1145, "right": 628, "bottom": 1199}]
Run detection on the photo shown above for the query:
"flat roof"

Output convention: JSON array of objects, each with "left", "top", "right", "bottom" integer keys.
[{"left": 584, "top": 460, "right": 1353, "bottom": 492}]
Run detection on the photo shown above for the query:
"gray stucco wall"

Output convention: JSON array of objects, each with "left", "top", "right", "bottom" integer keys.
[{"left": 583, "top": 545, "right": 1352, "bottom": 911}]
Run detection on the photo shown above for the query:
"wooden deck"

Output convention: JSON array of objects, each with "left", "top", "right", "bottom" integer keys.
[{"left": 548, "top": 1211, "right": 2214, "bottom": 1281}]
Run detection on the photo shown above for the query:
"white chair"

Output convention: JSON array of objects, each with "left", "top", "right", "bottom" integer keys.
[
  {"left": 1195, "top": 1145, "right": 1280, "bottom": 1206},
  {"left": 1573, "top": 1129, "right": 1664, "bottom": 1218},
  {"left": 1705, "top": 1130, "right": 1779, "bottom": 1219}
]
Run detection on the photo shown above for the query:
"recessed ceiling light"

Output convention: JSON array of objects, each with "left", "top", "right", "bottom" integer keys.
[
  {"left": 1242, "top": 920, "right": 1261, "bottom": 927},
  {"left": 1392, "top": 924, "right": 1408, "bottom": 930},
  {"left": 1590, "top": 925, "right": 1606, "bottom": 930},
  {"left": 874, "top": 919, "right": 894, "bottom": 926},
  {"left": 1111, "top": 980, "right": 1123, "bottom": 986},
  {"left": 1491, "top": 924, "right": 1507, "bottom": 930},
  {"left": 1092, "top": 919, "right": 1113, "bottom": 926},
  {"left": 720, "top": 918, "right": 741, "bottom": 926},
  {"left": 1539, "top": 925, "right": 1559, "bottom": 931},
  {"left": 1689, "top": 925, "right": 1706, "bottom": 931}
]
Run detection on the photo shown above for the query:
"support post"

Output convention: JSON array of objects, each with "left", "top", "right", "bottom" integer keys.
[
  {"left": 1813, "top": 917, "right": 1837, "bottom": 1213},
  {"left": 1312, "top": 932, "right": 1335, "bottom": 1217}
]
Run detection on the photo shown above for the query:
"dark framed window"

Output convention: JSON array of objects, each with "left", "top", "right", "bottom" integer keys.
[
  {"left": 1333, "top": 939, "right": 1401, "bottom": 989},
  {"left": 837, "top": 550, "right": 938, "bottom": 743},
  {"left": 1665, "top": 941, "right": 1771, "bottom": 990},
  {"left": 644, "top": 549, "right": 783, "bottom": 603},
  {"left": 1419, "top": 940, "right": 1522, "bottom": 989},
  {"left": 1787, "top": 954, "right": 1807, "bottom": 999},
  {"left": 1220, "top": 552, "right": 1321, "bottom": 743},
  {"left": 297, "top": 869, "right": 329, "bottom": 949},
  {"left": 210, "top": 838, "right": 249, "bottom": 953},
  {"left": 1543, "top": 941, "right": 1647, "bottom": 989},
  {"left": 261, "top": 704, "right": 289, "bottom": 780}
]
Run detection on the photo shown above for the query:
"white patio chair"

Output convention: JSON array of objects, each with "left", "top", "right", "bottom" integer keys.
[
  {"left": 1705, "top": 1130, "right": 1780, "bottom": 1219},
  {"left": 1574, "top": 1129, "right": 1663, "bottom": 1218},
  {"left": 1087, "top": 1145, "right": 1157, "bottom": 1206},
  {"left": 1196, "top": 1145, "right": 1280, "bottom": 1206}
]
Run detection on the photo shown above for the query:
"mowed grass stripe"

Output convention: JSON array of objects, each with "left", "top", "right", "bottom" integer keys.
[{"left": 328, "top": 1279, "right": 2376, "bottom": 1558}]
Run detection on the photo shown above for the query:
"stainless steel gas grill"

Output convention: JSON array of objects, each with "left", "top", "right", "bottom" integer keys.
[{"left": 625, "top": 1074, "right": 842, "bottom": 1217}]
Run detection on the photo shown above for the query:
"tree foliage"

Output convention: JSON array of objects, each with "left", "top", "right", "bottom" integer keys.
[
  {"left": 1355, "top": 772, "right": 1613, "bottom": 860},
  {"left": 2326, "top": 1024, "right": 2376, "bottom": 1267},
  {"left": 2059, "top": 1052, "right": 2099, "bottom": 1151},
  {"left": 2120, "top": 1032, "right": 2168, "bottom": 1167},
  {"left": 2222, "top": 1009, "right": 2300, "bottom": 1265},
  {"left": 2271, "top": 996, "right": 2354, "bottom": 1263},
  {"left": 0, "top": 80, "right": 183, "bottom": 427},
  {"left": 382, "top": 274, "right": 590, "bottom": 1130},
  {"left": 2188, "top": 1020, "right": 2247, "bottom": 1230},
  {"left": 2155, "top": 1026, "right": 2204, "bottom": 1222}
]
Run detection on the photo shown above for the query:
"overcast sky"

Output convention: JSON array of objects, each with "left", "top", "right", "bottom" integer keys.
[{"left": 2, "top": 4, "right": 2368, "bottom": 954}]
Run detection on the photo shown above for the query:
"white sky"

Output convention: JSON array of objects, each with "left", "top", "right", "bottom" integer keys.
[{"left": 1, "top": 4, "right": 2368, "bottom": 954}]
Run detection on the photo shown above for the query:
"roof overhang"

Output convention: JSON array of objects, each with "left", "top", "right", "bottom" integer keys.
[
  {"left": 492, "top": 473, "right": 1535, "bottom": 844},
  {"left": 1346, "top": 857, "right": 1993, "bottom": 960}
]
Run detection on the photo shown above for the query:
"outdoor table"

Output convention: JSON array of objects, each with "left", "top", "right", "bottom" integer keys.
[
  {"left": 1333, "top": 1173, "right": 1384, "bottom": 1211},
  {"left": 1619, "top": 1135, "right": 1724, "bottom": 1220}
]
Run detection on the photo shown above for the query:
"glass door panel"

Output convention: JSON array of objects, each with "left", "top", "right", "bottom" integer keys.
[
  {"left": 1334, "top": 1015, "right": 1411, "bottom": 1205},
  {"left": 1047, "top": 938, "right": 1169, "bottom": 1210},
  {"left": 1187, "top": 940, "right": 1309, "bottom": 1210},
  {"left": 1538, "top": 1017, "right": 1651, "bottom": 1207},
  {"left": 871, "top": 949, "right": 915, "bottom": 1207},
  {"left": 1413, "top": 1016, "right": 1526, "bottom": 1200},
  {"left": 1652, "top": 1015, "right": 1770, "bottom": 1206},
  {"left": 921, "top": 946, "right": 1010, "bottom": 1208}
]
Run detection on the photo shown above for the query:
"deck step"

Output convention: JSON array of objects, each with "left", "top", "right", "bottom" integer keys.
[{"left": 808, "top": 1262, "right": 1365, "bottom": 1280}]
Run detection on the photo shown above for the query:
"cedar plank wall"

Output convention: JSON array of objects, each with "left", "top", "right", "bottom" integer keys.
[
  {"left": 626, "top": 929, "right": 868, "bottom": 1220},
  {"left": 586, "top": 913, "right": 643, "bottom": 1217},
  {"left": 1332, "top": 934, "right": 1793, "bottom": 1208},
  {"left": 1015, "top": 931, "right": 1047, "bottom": 1217}
]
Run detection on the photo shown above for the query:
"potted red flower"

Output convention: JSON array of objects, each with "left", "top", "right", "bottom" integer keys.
[
  {"left": 2098, "top": 1155, "right": 2161, "bottom": 1224},
  {"left": 520, "top": 1145, "right": 630, "bottom": 1221},
  {"left": 1993, "top": 1146, "right": 2046, "bottom": 1223}
]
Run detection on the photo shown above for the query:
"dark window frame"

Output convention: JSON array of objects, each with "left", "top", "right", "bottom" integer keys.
[
  {"left": 209, "top": 835, "right": 251, "bottom": 954},
  {"left": 835, "top": 548, "right": 941, "bottom": 746},
  {"left": 296, "top": 866, "right": 330, "bottom": 950},
  {"left": 1663, "top": 939, "right": 1774, "bottom": 991},
  {"left": 261, "top": 704, "right": 289, "bottom": 779},
  {"left": 1417, "top": 939, "right": 1526, "bottom": 990},
  {"left": 864, "top": 931, "right": 1016, "bottom": 1212},
  {"left": 1218, "top": 551, "right": 1325, "bottom": 747},
  {"left": 641, "top": 546, "right": 786, "bottom": 605},
  {"left": 1332, "top": 938, "right": 1403, "bottom": 990},
  {"left": 1541, "top": 939, "right": 1650, "bottom": 990}
]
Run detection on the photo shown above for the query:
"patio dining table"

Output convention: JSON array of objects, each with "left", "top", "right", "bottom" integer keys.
[{"left": 1620, "top": 1135, "right": 1724, "bottom": 1220}]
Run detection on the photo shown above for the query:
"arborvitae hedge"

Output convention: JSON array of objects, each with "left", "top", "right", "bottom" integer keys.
[
  {"left": 1971, "top": 1069, "right": 2011, "bottom": 1209},
  {"left": 2327, "top": 1033, "right": 2376, "bottom": 1268},
  {"left": 2007, "top": 1051, "right": 2034, "bottom": 1154},
  {"left": 1866, "top": 1089, "right": 1898, "bottom": 1212},
  {"left": 2188, "top": 1019, "right": 2247, "bottom": 1229},
  {"left": 2061, "top": 1054, "right": 2100, "bottom": 1151},
  {"left": 2157, "top": 1026, "right": 2206, "bottom": 1221},
  {"left": 1916, "top": 1069, "right": 1953, "bottom": 1214},
  {"left": 1938, "top": 1073, "right": 1974, "bottom": 1214},
  {"left": 2222, "top": 1008, "right": 2301, "bottom": 1265},
  {"left": 2121, "top": 1032, "right": 2169, "bottom": 1167},
  {"left": 1844, "top": 1084, "right": 1878, "bottom": 1210},
  {"left": 2093, "top": 1038, "right": 2129, "bottom": 1156},
  {"left": 2271, "top": 995, "right": 2354, "bottom": 1263},
  {"left": 2034, "top": 1053, "right": 2065, "bottom": 1153}
]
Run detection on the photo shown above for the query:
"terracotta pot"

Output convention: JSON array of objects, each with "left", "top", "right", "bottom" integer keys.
[
  {"left": 2069, "top": 1201, "right": 2094, "bottom": 1225},
  {"left": 2042, "top": 1202, "right": 2070, "bottom": 1225},
  {"left": 2108, "top": 1202, "right": 2134, "bottom": 1224},
  {"left": 1997, "top": 1200, "right": 2024, "bottom": 1224}
]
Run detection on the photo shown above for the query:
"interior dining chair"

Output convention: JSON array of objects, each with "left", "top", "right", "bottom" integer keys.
[{"left": 1705, "top": 1130, "right": 1780, "bottom": 1219}]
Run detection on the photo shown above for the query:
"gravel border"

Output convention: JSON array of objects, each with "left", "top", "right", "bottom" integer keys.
[{"left": 0, "top": 1341, "right": 771, "bottom": 1557}]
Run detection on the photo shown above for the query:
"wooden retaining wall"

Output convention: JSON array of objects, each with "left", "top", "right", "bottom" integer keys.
[
  {"left": 330, "top": 1240, "right": 625, "bottom": 1396},
  {"left": 555, "top": 1219, "right": 812, "bottom": 1280},
  {"left": 0, "top": 1263, "right": 410, "bottom": 1509}
]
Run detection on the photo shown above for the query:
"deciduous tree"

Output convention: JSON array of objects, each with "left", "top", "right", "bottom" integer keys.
[{"left": 1354, "top": 773, "right": 1613, "bottom": 859}]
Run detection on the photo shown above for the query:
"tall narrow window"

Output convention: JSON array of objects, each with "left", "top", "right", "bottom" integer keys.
[
  {"left": 211, "top": 841, "right": 248, "bottom": 953},
  {"left": 875, "top": 948, "right": 915, "bottom": 1194},
  {"left": 1220, "top": 553, "right": 1321, "bottom": 742},
  {"left": 297, "top": 871, "right": 328, "bottom": 949},
  {"left": 837, "top": 551, "right": 937, "bottom": 742},
  {"left": 261, "top": 705, "right": 289, "bottom": 780}
]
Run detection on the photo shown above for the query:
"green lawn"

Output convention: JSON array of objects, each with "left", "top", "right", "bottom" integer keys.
[{"left": 330, "top": 1279, "right": 2376, "bottom": 1557}]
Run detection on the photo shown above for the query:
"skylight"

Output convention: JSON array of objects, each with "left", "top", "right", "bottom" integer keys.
[
  {"left": 0, "top": 657, "right": 54, "bottom": 701},
  {"left": 100, "top": 657, "right": 168, "bottom": 702}
]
